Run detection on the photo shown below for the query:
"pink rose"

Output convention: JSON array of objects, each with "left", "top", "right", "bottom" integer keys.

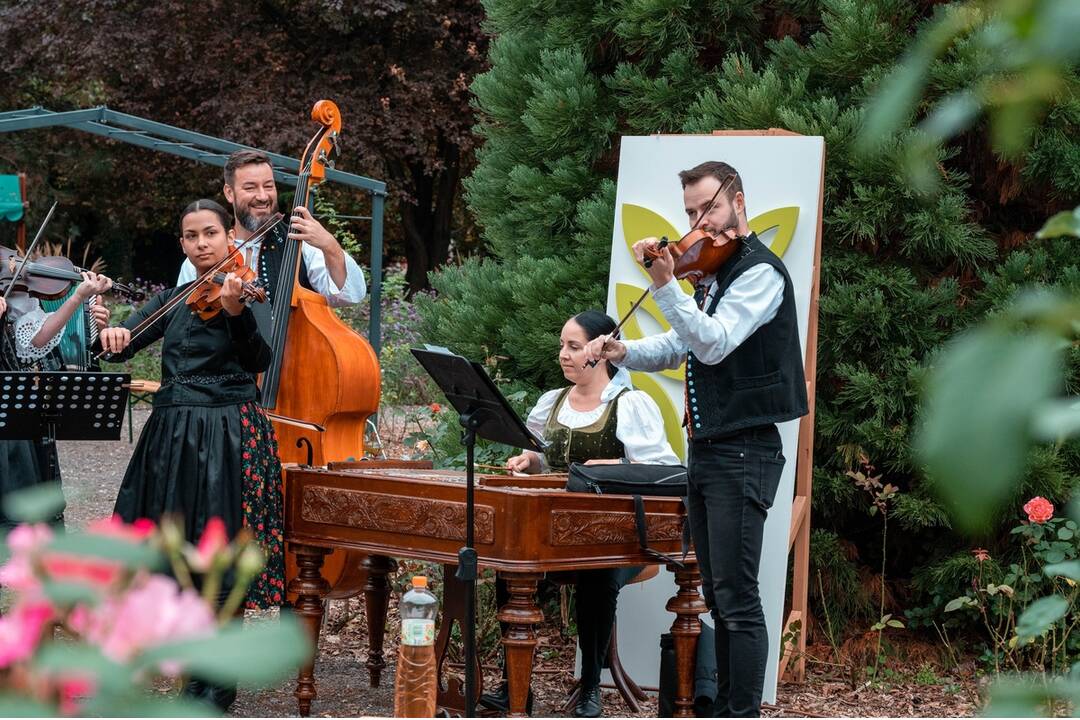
[
  {"left": 57, "top": 675, "right": 96, "bottom": 716},
  {"left": 0, "top": 523, "right": 54, "bottom": 595},
  {"left": 1024, "top": 496, "right": 1054, "bottom": 524},
  {"left": 0, "top": 601, "right": 54, "bottom": 668},
  {"left": 189, "top": 517, "right": 229, "bottom": 572},
  {"left": 69, "top": 574, "right": 215, "bottom": 672}
]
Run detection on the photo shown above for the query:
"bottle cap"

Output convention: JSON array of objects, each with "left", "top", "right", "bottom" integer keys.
[{"left": 412, "top": 576, "right": 427, "bottom": 588}]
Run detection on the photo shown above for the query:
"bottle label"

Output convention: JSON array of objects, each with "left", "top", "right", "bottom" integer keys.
[{"left": 401, "top": 618, "right": 435, "bottom": 646}]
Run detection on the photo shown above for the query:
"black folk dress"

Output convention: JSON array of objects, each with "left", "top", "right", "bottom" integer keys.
[
  {"left": 108, "top": 285, "right": 285, "bottom": 608},
  {"left": 0, "top": 295, "right": 67, "bottom": 529}
]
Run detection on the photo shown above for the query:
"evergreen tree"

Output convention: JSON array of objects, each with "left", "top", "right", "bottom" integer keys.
[{"left": 417, "top": 0, "right": 1080, "bottom": 636}]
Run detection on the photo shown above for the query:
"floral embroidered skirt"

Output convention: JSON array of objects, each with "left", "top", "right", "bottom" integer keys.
[{"left": 114, "top": 400, "right": 285, "bottom": 609}]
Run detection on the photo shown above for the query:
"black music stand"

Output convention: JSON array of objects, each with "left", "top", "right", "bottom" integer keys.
[
  {"left": 411, "top": 346, "right": 546, "bottom": 718},
  {"left": 0, "top": 371, "right": 130, "bottom": 483}
]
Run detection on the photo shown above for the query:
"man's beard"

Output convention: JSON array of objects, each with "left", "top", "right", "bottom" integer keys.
[{"left": 237, "top": 204, "right": 270, "bottom": 232}]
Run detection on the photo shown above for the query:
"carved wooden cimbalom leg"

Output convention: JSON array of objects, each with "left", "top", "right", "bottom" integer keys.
[
  {"left": 362, "top": 554, "right": 397, "bottom": 687},
  {"left": 667, "top": 560, "right": 707, "bottom": 719},
  {"left": 497, "top": 572, "right": 544, "bottom": 718},
  {"left": 290, "top": 543, "right": 331, "bottom": 717}
]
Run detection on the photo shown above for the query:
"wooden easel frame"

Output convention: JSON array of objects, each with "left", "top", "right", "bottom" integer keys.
[{"left": 710, "top": 129, "right": 823, "bottom": 682}]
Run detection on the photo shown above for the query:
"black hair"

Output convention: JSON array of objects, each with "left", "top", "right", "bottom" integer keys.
[
  {"left": 571, "top": 310, "right": 618, "bottom": 379},
  {"left": 224, "top": 149, "right": 272, "bottom": 186},
  {"left": 678, "top": 160, "right": 743, "bottom": 201},
  {"left": 180, "top": 199, "right": 232, "bottom": 233}
]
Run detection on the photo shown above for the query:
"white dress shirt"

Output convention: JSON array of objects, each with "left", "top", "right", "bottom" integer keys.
[
  {"left": 523, "top": 368, "right": 681, "bottom": 469},
  {"left": 620, "top": 263, "right": 785, "bottom": 370},
  {"left": 176, "top": 237, "right": 367, "bottom": 308}
]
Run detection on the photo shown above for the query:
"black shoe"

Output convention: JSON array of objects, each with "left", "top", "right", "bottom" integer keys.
[
  {"left": 478, "top": 682, "right": 534, "bottom": 715},
  {"left": 181, "top": 678, "right": 237, "bottom": 712},
  {"left": 573, "top": 684, "right": 602, "bottom": 718}
]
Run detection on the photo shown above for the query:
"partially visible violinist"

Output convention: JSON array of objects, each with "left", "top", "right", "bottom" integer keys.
[
  {"left": 0, "top": 270, "right": 112, "bottom": 529},
  {"left": 583, "top": 161, "right": 808, "bottom": 718},
  {"left": 175, "top": 150, "right": 367, "bottom": 307}
]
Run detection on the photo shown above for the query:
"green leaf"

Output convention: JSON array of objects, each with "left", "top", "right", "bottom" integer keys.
[
  {"left": 1, "top": 482, "right": 65, "bottom": 524},
  {"left": 1044, "top": 550, "right": 1066, "bottom": 564},
  {"left": 1035, "top": 206, "right": 1080, "bottom": 239},
  {"left": 0, "top": 695, "right": 57, "bottom": 717},
  {"left": 916, "top": 327, "right": 1061, "bottom": 534},
  {"left": 41, "top": 580, "right": 101, "bottom": 608},
  {"left": 944, "top": 596, "right": 974, "bottom": 612},
  {"left": 886, "top": 619, "right": 905, "bottom": 628},
  {"left": 1032, "top": 398, "right": 1080, "bottom": 441},
  {"left": 1015, "top": 595, "right": 1069, "bottom": 639},
  {"left": 45, "top": 532, "right": 163, "bottom": 571},
  {"left": 1044, "top": 561, "right": 1080, "bottom": 582},
  {"left": 1059, "top": 528, "right": 1075, "bottom": 541},
  {"left": 80, "top": 694, "right": 217, "bottom": 718},
  {"left": 985, "top": 677, "right": 1053, "bottom": 717},
  {"left": 32, "top": 644, "right": 133, "bottom": 695},
  {"left": 921, "top": 90, "right": 981, "bottom": 141},
  {"left": 135, "top": 615, "right": 311, "bottom": 684}
]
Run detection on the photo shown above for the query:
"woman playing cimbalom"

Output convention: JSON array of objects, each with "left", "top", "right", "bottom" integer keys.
[{"left": 480, "top": 310, "right": 680, "bottom": 718}]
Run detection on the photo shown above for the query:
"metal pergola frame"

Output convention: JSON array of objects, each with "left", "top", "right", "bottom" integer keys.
[{"left": 0, "top": 105, "right": 387, "bottom": 356}]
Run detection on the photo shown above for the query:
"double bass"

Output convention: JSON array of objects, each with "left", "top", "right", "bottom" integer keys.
[{"left": 267, "top": 101, "right": 382, "bottom": 598}]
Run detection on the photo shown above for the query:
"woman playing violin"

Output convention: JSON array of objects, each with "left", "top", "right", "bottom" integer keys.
[
  {"left": 481, "top": 310, "right": 680, "bottom": 719},
  {"left": 0, "top": 271, "right": 112, "bottom": 529},
  {"left": 98, "top": 199, "right": 284, "bottom": 618}
]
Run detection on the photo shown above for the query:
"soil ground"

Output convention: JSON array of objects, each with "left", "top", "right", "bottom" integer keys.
[{"left": 55, "top": 406, "right": 981, "bottom": 718}]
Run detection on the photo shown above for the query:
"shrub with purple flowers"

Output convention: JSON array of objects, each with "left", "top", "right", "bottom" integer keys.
[
  {"left": 337, "top": 266, "right": 438, "bottom": 406},
  {"left": 100, "top": 277, "right": 169, "bottom": 382}
]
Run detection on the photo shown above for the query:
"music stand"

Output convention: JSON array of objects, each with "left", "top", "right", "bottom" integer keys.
[
  {"left": 411, "top": 346, "right": 545, "bottom": 718},
  {"left": 0, "top": 371, "right": 130, "bottom": 485}
]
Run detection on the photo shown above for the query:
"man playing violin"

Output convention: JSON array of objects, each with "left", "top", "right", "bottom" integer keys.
[
  {"left": 176, "top": 149, "right": 366, "bottom": 307},
  {"left": 584, "top": 161, "right": 807, "bottom": 718}
]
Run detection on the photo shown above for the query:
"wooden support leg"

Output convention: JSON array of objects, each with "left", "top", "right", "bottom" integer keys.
[
  {"left": 362, "top": 554, "right": 397, "bottom": 687},
  {"left": 290, "top": 543, "right": 331, "bottom": 718},
  {"left": 498, "top": 572, "right": 543, "bottom": 718},
  {"left": 667, "top": 560, "right": 707, "bottom": 719}
]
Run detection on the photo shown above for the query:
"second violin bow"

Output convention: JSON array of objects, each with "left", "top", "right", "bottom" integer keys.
[{"left": 3, "top": 200, "right": 59, "bottom": 301}]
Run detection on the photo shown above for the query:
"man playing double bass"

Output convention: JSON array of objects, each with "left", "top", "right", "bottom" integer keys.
[
  {"left": 176, "top": 149, "right": 366, "bottom": 307},
  {"left": 584, "top": 161, "right": 807, "bottom": 718}
]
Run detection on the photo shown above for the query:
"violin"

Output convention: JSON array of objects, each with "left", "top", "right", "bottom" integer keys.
[
  {"left": 642, "top": 173, "right": 743, "bottom": 285},
  {"left": 583, "top": 174, "right": 743, "bottom": 369},
  {"left": 185, "top": 247, "right": 268, "bottom": 320},
  {"left": 0, "top": 246, "right": 144, "bottom": 302}
]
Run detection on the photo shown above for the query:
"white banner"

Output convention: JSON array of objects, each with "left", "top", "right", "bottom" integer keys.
[{"left": 601, "top": 134, "right": 824, "bottom": 704}]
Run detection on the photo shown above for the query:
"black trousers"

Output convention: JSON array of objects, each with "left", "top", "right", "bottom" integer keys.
[
  {"left": 494, "top": 566, "right": 640, "bottom": 687},
  {"left": 687, "top": 425, "right": 784, "bottom": 718}
]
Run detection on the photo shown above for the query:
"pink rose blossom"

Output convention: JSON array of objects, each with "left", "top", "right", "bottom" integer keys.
[
  {"left": 190, "top": 517, "right": 229, "bottom": 571},
  {"left": 57, "top": 675, "right": 95, "bottom": 716},
  {"left": 1024, "top": 496, "right": 1054, "bottom": 524},
  {"left": 69, "top": 574, "right": 215, "bottom": 672},
  {"left": 0, "top": 601, "right": 54, "bottom": 668}
]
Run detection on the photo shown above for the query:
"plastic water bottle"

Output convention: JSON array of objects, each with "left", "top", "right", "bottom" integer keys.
[{"left": 393, "top": 576, "right": 438, "bottom": 717}]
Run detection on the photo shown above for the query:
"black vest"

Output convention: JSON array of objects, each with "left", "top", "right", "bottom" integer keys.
[
  {"left": 685, "top": 233, "right": 808, "bottom": 440},
  {"left": 257, "top": 223, "right": 314, "bottom": 303}
]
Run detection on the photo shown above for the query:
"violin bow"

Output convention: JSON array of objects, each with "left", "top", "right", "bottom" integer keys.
[
  {"left": 96, "top": 212, "right": 284, "bottom": 360},
  {"left": 4, "top": 201, "right": 59, "bottom": 301},
  {"left": 584, "top": 174, "right": 738, "bottom": 369}
]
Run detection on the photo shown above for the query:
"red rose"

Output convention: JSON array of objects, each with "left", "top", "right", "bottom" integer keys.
[
  {"left": 430, "top": 403, "right": 441, "bottom": 413},
  {"left": 1023, "top": 496, "right": 1054, "bottom": 524}
]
